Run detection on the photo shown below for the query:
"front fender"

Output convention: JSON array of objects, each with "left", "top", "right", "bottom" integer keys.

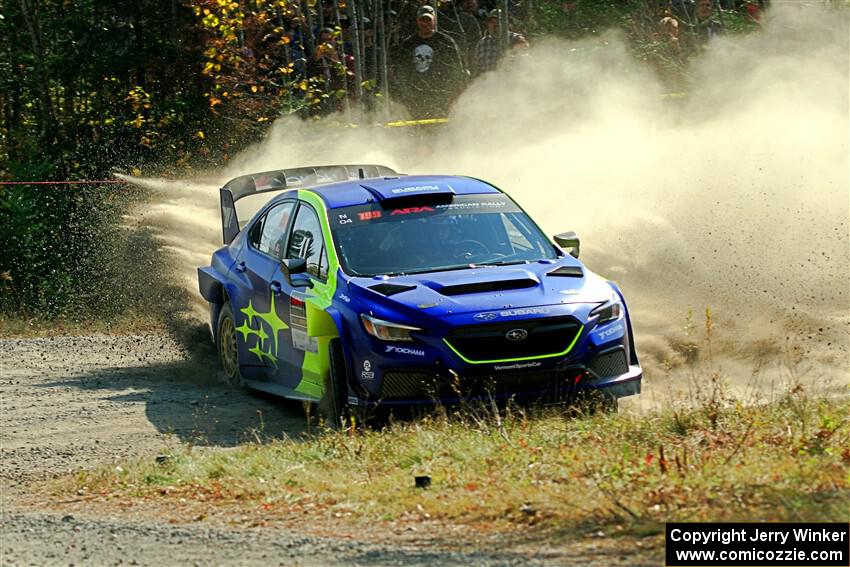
[{"left": 607, "top": 281, "right": 639, "bottom": 366}]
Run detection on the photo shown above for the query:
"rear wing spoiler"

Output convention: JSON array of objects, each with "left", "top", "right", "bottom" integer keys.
[{"left": 219, "top": 164, "right": 398, "bottom": 245}]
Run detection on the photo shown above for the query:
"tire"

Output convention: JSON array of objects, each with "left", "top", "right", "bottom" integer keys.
[
  {"left": 216, "top": 302, "right": 244, "bottom": 388},
  {"left": 319, "top": 338, "right": 352, "bottom": 428}
]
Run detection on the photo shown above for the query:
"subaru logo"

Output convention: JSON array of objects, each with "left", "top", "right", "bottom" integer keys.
[
  {"left": 505, "top": 329, "right": 528, "bottom": 341},
  {"left": 474, "top": 312, "right": 497, "bottom": 321}
]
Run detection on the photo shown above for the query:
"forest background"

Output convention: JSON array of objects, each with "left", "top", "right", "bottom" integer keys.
[{"left": 0, "top": 0, "right": 770, "bottom": 323}]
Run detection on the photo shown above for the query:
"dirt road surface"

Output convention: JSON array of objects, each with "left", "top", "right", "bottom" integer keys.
[{"left": 0, "top": 334, "right": 655, "bottom": 566}]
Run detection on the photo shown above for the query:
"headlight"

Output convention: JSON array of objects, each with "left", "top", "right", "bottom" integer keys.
[
  {"left": 590, "top": 293, "right": 623, "bottom": 324},
  {"left": 361, "top": 314, "right": 422, "bottom": 342}
]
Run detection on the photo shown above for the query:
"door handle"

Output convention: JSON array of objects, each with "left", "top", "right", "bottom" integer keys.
[
  {"left": 234, "top": 261, "right": 247, "bottom": 273},
  {"left": 269, "top": 281, "right": 283, "bottom": 295}
]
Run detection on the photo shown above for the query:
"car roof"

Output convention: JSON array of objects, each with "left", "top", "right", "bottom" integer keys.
[{"left": 302, "top": 175, "right": 502, "bottom": 209}]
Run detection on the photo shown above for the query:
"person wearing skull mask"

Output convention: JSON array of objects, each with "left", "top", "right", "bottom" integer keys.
[{"left": 391, "top": 5, "right": 467, "bottom": 119}]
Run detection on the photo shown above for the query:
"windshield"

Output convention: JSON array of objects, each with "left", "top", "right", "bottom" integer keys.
[{"left": 329, "top": 194, "right": 557, "bottom": 276}]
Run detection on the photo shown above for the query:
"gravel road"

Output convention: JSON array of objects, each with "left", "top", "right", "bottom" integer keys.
[{"left": 0, "top": 334, "right": 655, "bottom": 566}]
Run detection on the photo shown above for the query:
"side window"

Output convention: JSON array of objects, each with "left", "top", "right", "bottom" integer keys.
[
  {"left": 248, "top": 216, "right": 265, "bottom": 248},
  {"left": 286, "top": 204, "right": 325, "bottom": 279},
  {"left": 258, "top": 201, "right": 296, "bottom": 259}
]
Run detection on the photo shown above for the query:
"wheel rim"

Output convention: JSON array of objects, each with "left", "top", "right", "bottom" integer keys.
[{"left": 220, "top": 315, "right": 238, "bottom": 380}]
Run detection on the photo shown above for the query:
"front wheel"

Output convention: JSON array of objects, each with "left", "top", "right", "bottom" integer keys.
[
  {"left": 217, "top": 302, "right": 244, "bottom": 388},
  {"left": 319, "top": 339, "right": 351, "bottom": 428}
]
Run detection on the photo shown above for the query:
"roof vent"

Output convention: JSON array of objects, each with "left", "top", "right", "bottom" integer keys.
[
  {"left": 547, "top": 266, "right": 584, "bottom": 277},
  {"left": 437, "top": 278, "right": 538, "bottom": 296},
  {"left": 369, "top": 283, "right": 416, "bottom": 296}
]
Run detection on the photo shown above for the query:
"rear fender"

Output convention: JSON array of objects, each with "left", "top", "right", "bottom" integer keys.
[
  {"left": 198, "top": 266, "right": 225, "bottom": 304},
  {"left": 198, "top": 266, "right": 231, "bottom": 343}
]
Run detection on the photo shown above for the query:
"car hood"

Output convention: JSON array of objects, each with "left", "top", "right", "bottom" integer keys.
[{"left": 345, "top": 258, "right": 615, "bottom": 324}]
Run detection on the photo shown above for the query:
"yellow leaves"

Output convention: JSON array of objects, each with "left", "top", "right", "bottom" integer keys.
[
  {"left": 298, "top": 80, "right": 308, "bottom": 91},
  {"left": 209, "top": 97, "right": 222, "bottom": 107},
  {"left": 256, "top": 117, "right": 269, "bottom": 122},
  {"left": 132, "top": 114, "right": 144, "bottom": 128},
  {"left": 196, "top": 131, "right": 206, "bottom": 140},
  {"left": 203, "top": 47, "right": 217, "bottom": 59},
  {"left": 131, "top": 168, "right": 142, "bottom": 177},
  {"left": 202, "top": 14, "right": 220, "bottom": 28},
  {"left": 250, "top": 85, "right": 258, "bottom": 93},
  {"left": 202, "top": 62, "right": 222, "bottom": 76}
]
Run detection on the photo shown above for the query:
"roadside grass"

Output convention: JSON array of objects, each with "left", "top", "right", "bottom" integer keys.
[
  {"left": 40, "top": 309, "right": 850, "bottom": 542},
  {"left": 52, "top": 388, "right": 849, "bottom": 540}
]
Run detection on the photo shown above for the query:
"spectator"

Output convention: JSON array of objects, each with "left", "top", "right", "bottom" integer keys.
[
  {"left": 659, "top": 10, "right": 681, "bottom": 53},
  {"left": 474, "top": 9, "right": 527, "bottom": 76},
  {"left": 308, "top": 27, "right": 347, "bottom": 113},
  {"left": 386, "top": 9, "right": 402, "bottom": 49},
  {"left": 282, "top": 14, "right": 309, "bottom": 80},
  {"left": 390, "top": 5, "right": 467, "bottom": 119},
  {"left": 436, "top": 0, "right": 469, "bottom": 61},
  {"left": 694, "top": 0, "right": 723, "bottom": 44},
  {"left": 458, "top": 0, "right": 483, "bottom": 67},
  {"left": 745, "top": 1, "right": 763, "bottom": 24}
]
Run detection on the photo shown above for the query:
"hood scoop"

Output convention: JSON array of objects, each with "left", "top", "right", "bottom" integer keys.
[
  {"left": 369, "top": 282, "right": 417, "bottom": 296},
  {"left": 433, "top": 278, "right": 538, "bottom": 296},
  {"left": 547, "top": 266, "right": 584, "bottom": 277}
]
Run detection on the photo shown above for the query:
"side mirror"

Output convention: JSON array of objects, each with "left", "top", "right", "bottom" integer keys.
[
  {"left": 554, "top": 231, "right": 580, "bottom": 259},
  {"left": 281, "top": 258, "right": 313, "bottom": 288}
]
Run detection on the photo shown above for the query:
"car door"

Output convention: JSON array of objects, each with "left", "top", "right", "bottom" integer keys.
[
  {"left": 232, "top": 200, "right": 297, "bottom": 380},
  {"left": 268, "top": 201, "right": 330, "bottom": 391}
]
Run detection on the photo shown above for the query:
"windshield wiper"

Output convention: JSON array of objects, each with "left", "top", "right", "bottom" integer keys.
[
  {"left": 380, "top": 264, "right": 474, "bottom": 277},
  {"left": 473, "top": 259, "right": 529, "bottom": 267}
]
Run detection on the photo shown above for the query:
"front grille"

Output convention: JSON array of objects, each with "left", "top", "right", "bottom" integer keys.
[
  {"left": 588, "top": 349, "right": 629, "bottom": 378},
  {"left": 445, "top": 316, "right": 582, "bottom": 362},
  {"left": 379, "top": 368, "right": 582, "bottom": 400}
]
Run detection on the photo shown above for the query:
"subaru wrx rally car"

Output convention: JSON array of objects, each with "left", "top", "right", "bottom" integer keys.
[{"left": 198, "top": 164, "right": 641, "bottom": 422}]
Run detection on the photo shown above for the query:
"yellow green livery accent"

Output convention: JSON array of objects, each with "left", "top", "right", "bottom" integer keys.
[
  {"left": 292, "top": 189, "right": 342, "bottom": 399},
  {"left": 442, "top": 325, "right": 585, "bottom": 364}
]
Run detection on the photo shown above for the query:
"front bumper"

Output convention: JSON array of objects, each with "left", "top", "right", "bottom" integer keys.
[
  {"left": 348, "top": 360, "right": 642, "bottom": 407},
  {"left": 345, "top": 306, "right": 641, "bottom": 407}
]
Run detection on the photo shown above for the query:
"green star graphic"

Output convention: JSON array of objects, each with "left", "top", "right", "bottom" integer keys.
[
  {"left": 255, "top": 294, "right": 289, "bottom": 357},
  {"left": 235, "top": 321, "right": 262, "bottom": 342},
  {"left": 240, "top": 300, "right": 260, "bottom": 326},
  {"left": 249, "top": 344, "right": 277, "bottom": 366}
]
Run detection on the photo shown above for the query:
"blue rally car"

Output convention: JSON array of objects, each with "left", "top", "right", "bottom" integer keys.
[{"left": 198, "top": 164, "right": 641, "bottom": 422}]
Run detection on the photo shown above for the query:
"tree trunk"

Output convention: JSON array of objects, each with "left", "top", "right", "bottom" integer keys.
[{"left": 18, "top": 0, "right": 66, "bottom": 176}]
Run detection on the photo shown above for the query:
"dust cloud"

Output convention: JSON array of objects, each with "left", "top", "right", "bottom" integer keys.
[{"left": 127, "top": 2, "right": 849, "bottom": 405}]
